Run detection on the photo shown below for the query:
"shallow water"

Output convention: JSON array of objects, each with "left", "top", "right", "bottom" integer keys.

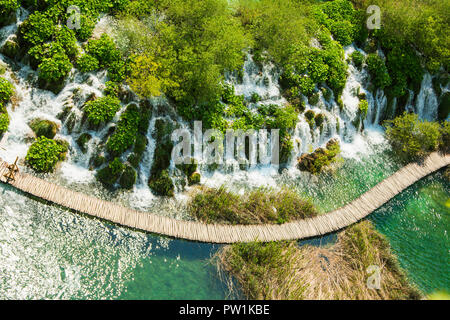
[
  {"left": 0, "top": 185, "right": 226, "bottom": 300},
  {"left": 370, "top": 171, "right": 450, "bottom": 294}
]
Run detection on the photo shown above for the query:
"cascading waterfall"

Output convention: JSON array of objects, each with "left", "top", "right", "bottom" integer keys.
[{"left": 0, "top": 9, "right": 445, "bottom": 206}]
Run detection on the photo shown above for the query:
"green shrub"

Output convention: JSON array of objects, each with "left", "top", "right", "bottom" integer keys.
[
  {"left": 76, "top": 133, "right": 92, "bottom": 153},
  {"left": 0, "top": 0, "right": 18, "bottom": 26},
  {"left": 351, "top": 51, "right": 365, "bottom": 70},
  {"left": 367, "top": 54, "right": 392, "bottom": 89},
  {"left": 106, "top": 104, "right": 140, "bottom": 155},
  {"left": 308, "top": 92, "right": 320, "bottom": 106},
  {"left": 85, "top": 34, "right": 121, "bottom": 69},
  {"left": 188, "top": 172, "right": 201, "bottom": 186},
  {"left": 119, "top": 165, "right": 137, "bottom": 189},
  {"left": 148, "top": 169, "right": 174, "bottom": 197},
  {"left": 25, "top": 136, "right": 68, "bottom": 173},
  {"left": 55, "top": 25, "right": 79, "bottom": 59},
  {"left": 298, "top": 139, "right": 341, "bottom": 174},
  {"left": 84, "top": 95, "right": 121, "bottom": 126},
  {"left": 359, "top": 100, "right": 369, "bottom": 119},
  {"left": 0, "top": 112, "right": 9, "bottom": 134},
  {"left": 20, "top": 11, "right": 55, "bottom": 46},
  {"left": 314, "top": 113, "right": 325, "bottom": 128},
  {"left": 36, "top": 43, "right": 73, "bottom": 83},
  {"left": 330, "top": 20, "right": 354, "bottom": 46},
  {"left": 96, "top": 157, "right": 125, "bottom": 187},
  {"left": 384, "top": 112, "right": 442, "bottom": 160},
  {"left": 75, "top": 15, "right": 96, "bottom": 42},
  {"left": 0, "top": 77, "right": 14, "bottom": 105},
  {"left": 29, "top": 119, "right": 58, "bottom": 139},
  {"left": 77, "top": 54, "right": 99, "bottom": 73}
]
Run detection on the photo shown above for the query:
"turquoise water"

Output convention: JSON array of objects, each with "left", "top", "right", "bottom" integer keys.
[
  {"left": 0, "top": 185, "right": 226, "bottom": 299},
  {"left": 370, "top": 171, "right": 450, "bottom": 294},
  {"left": 0, "top": 152, "right": 448, "bottom": 298}
]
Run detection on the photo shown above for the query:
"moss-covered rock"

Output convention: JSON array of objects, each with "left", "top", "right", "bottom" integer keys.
[
  {"left": 76, "top": 133, "right": 92, "bottom": 153},
  {"left": 119, "top": 165, "right": 137, "bottom": 189},
  {"left": 149, "top": 169, "right": 174, "bottom": 197},
  {"left": 188, "top": 172, "right": 201, "bottom": 186},
  {"left": 0, "top": 36, "right": 19, "bottom": 58},
  {"left": 92, "top": 153, "right": 106, "bottom": 168},
  {"left": 297, "top": 139, "right": 341, "bottom": 174},
  {"left": 96, "top": 158, "right": 124, "bottom": 188},
  {"left": 29, "top": 118, "right": 59, "bottom": 139},
  {"left": 308, "top": 92, "right": 320, "bottom": 106}
]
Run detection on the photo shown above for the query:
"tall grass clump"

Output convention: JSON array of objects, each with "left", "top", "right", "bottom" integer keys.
[{"left": 189, "top": 186, "right": 318, "bottom": 225}]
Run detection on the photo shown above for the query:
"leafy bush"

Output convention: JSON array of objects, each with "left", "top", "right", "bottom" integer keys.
[
  {"left": 351, "top": 51, "right": 365, "bottom": 70},
  {"left": 0, "top": 0, "right": 18, "bottom": 26},
  {"left": 54, "top": 25, "right": 79, "bottom": 60},
  {"left": 96, "top": 157, "right": 125, "bottom": 187},
  {"left": 75, "top": 15, "right": 96, "bottom": 42},
  {"left": 384, "top": 112, "right": 442, "bottom": 160},
  {"left": 84, "top": 95, "right": 121, "bottom": 126},
  {"left": 0, "top": 77, "right": 14, "bottom": 105},
  {"left": 36, "top": 43, "right": 73, "bottom": 83},
  {"left": 85, "top": 34, "right": 121, "bottom": 69},
  {"left": 77, "top": 54, "right": 99, "bottom": 73},
  {"left": 0, "top": 112, "right": 9, "bottom": 134},
  {"left": 148, "top": 169, "right": 174, "bottom": 197},
  {"left": 20, "top": 11, "right": 55, "bottom": 47},
  {"left": 106, "top": 104, "right": 140, "bottom": 155},
  {"left": 298, "top": 139, "right": 341, "bottom": 174},
  {"left": 25, "top": 136, "right": 68, "bottom": 172},
  {"left": 367, "top": 54, "right": 392, "bottom": 89},
  {"left": 359, "top": 100, "right": 368, "bottom": 119},
  {"left": 119, "top": 165, "right": 137, "bottom": 189}
]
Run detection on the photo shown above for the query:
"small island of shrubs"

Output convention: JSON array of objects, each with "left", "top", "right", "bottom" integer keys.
[{"left": 25, "top": 136, "right": 68, "bottom": 173}]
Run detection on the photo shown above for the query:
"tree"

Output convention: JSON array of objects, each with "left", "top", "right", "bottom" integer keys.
[{"left": 384, "top": 112, "right": 441, "bottom": 160}]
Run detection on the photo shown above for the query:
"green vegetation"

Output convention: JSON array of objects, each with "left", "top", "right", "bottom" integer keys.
[
  {"left": 359, "top": 99, "right": 369, "bottom": 119},
  {"left": 106, "top": 104, "right": 140, "bottom": 156},
  {"left": 116, "top": 0, "right": 248, "bottom": 105},
  {"left": 0, "top": 0, "right": 18, "bottom": 27},
  {"left": 355, "top": 0, "right": 449, "bottom": 72},
  {"left": 29, "top": 119, "right": 59, "bottom": 139},
  {"left": 366, "top": 54, "right": 391, "bottom": 90},
  {"left": 76, "top": 133, "right": 92, "bottom": 154},
  {"left": 148, "top": 169, "right": 174, "bottom": 197},
  {"left": 119, "top": 165, "right": 137, "bottom": 189},
  {"left": 77, "top": 54, "right": 99, "bottom": 73},
  {"left": 189, "top": 186, "right": 317, "bottom": 225},
  {"left": 216, "top": 221, "right": 422, "bottom": 300},
  {"left": 297, "top": 139, "right": 341, "bottom": 174},
  {"left": 96, "top": 157, "right": 125, "bottom": 188},
  {"left": 148, "top": 118, "right": 175, "bottom": 197},
  {"left": 0, "top": 77, "right": 14, "bottom": 134},
  {"left": 351, "top": 51, "right": 365, "bottom": 70},
  {"left": 84, "top": 95, "right": 121, "bottom": 127},
  {"left": 384, "top": 112, "right": 445, "bottom": 160},
  {"left": 0, "top": 77, "right": 13, "bottom": 105},
  {"left": 0, "top": 112, "right": 9, "bottom": 134},
  {"left": 25, "top": 136, "right": 68, "bottom": 173}
]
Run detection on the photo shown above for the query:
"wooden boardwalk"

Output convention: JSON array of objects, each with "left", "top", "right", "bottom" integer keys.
[{"left": 0, "top": 152, "right": 449, "bottom": 243}]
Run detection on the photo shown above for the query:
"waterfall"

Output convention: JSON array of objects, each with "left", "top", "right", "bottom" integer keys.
[{"left": 415, "top": 73, "right": 439, "bottom": 121}]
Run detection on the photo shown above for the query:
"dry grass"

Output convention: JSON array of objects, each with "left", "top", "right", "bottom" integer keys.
[{"left": 215, "top": 221, "right": 422, "bottom": 300}]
